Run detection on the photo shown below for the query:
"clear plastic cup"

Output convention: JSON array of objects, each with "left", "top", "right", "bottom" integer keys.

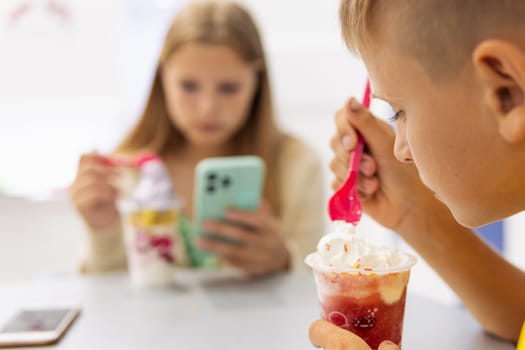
[
  {"left": 122, "top": 208, "right": 181, "bottom": 288},
  {"left": 305, "top": 251, "right": 417, "bottom": 350}
]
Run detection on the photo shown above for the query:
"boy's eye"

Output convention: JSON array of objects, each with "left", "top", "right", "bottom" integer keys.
[
  {"left": 218, "top": 83, "right": 240, "bottom": 94},
  {"left": 388, "top": 110, "right": 404, "bottom": 123},
  {"left": 181, "top": 80, "right": 198, "bottom": 92}
]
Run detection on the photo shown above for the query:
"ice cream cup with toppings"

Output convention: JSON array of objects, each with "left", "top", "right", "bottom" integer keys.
[
  {"left": 117, "top": 156, "right": 183, "bottom": 288},
  {"left": 305, "top": 223, "right": 417, "bottom": 350}
]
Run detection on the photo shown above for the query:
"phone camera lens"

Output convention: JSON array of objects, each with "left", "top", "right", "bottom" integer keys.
[
  {"left": 222, "top": 176, "right": 231, "bottom": 188},
  {"left": 206, "top": 185, "right": 215, "bottom": 193},
  {"left": 208, "top": 173, "right": 217, "bottom": 181}
]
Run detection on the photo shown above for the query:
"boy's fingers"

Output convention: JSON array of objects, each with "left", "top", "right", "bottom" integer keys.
[
  {"left": 309, "top": 319, "right": 371, "bottom": 349},
  {"left": 329, "top": 158, "right": 349, "bottom": 182},
  {"left": 330, "top": 135, "right": 350, "bottom": 164},
  {"left": 378, "top": 341, "right": 401, "bottom": 350},
  {"left": 331, "top": 178, "right": 344, "bottom": 192},
  {"left": 345, "top": 98, "right": 395, "bottom": 154},
  {"left": 359, "top": 154, "right": 377, "bottom": 177},
  {"left": 357, "top": 176, "right": 379, "bottom": 196},
  {"left": 309, "top": 319, "right": 333, "bottom": 348},
  {"left": 335, "top": 104, "right": 359, "bottom": 148}
]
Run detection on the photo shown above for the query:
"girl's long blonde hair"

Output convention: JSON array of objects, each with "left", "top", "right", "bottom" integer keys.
[{"left": 116, "top": 1, "right": 286, "bottom": 215}]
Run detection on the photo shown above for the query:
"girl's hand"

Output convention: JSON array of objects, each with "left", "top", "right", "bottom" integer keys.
[
  {"left": 330, "top": 98, "right": 436, "bottom": 232},
  {"left": 198, "top": 200, "right": 290, "bottom": 277},
  {"left": 69, "top": 152, "right": 120, "bottom": 231},
  {"left": 309, "top": 319, "right": 400, "bottom": 350}
]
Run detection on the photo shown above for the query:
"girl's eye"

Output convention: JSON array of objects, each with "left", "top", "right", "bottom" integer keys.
[
  {"left": 388, "top": 110, "right": 404, "bottom": 123},
  {"left": 181, "top": 80, "right": 198, "bottom": 92},
  {"left": 218, "top": 83, "right": 240, "bottom": 94}
]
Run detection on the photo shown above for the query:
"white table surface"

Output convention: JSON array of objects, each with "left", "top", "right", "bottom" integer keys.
[{"left": 0, "top": 271, "right": 515, "bottom": 350}]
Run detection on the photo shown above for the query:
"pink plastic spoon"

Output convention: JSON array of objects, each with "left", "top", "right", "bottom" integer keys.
[
  {"left": 328, "top": 81, "right": 371, "bottom": 224},
  {"left": 102, "top": 153, "right": 160, "bottom": 168}
]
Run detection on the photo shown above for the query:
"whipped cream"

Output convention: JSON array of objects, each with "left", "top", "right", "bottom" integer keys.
[
  {"left": 122, "top": 158, "right": 180, "bottom": 211},
  {"left": 313, "top": 221, "right": 413, "bottom": 272}
]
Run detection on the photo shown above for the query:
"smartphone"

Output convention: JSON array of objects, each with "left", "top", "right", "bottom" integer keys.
[
  {"left": 0, "top": 308, "right": 80, "bottom": 347},
  {"left": 191, "top": 156, "right": 265, "bottom": 267}
]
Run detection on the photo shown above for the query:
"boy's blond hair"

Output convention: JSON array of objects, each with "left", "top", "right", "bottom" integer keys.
[{"left": 340, "top": 0, "right": 525, "bottom": 78}]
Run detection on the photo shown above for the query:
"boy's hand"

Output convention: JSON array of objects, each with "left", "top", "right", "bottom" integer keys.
[
  {"left": 198, "top": 200, "right": 290, "bottom": 277},
  {"left": 330, "top": 98, "right": 435, "bottom": 232},
  {"left": 309, "top": 320, "right": 399, "bottom": 350}
]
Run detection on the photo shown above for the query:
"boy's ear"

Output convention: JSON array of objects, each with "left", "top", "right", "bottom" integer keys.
[{"left": 473, "top": 40, "right": 525, "bottom": 144}]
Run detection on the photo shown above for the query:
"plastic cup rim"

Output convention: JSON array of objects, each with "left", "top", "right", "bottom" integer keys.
[{"left": 304, "top": 251, "right": 417, "bottom": 275}]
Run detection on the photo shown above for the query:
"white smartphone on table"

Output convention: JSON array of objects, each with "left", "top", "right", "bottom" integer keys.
[{"left": 0, "top": 308, "right": 80, "bottom": 347}]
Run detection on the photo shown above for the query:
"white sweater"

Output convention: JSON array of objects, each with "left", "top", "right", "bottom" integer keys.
[{"left": 79, "top": 138, "right": 325, "bottom": 273}]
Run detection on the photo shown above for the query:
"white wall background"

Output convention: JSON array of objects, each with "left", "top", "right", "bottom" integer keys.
[
  {"left": 0, "top": 0, "right": 523, "bottom": 307},
  {"left": 0, "top": 0, "right": 122, "bottom": 196}
]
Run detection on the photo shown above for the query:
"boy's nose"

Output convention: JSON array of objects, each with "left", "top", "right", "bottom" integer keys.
[{"left": 393, "top": 127, "right": 413, "bottom": 163}]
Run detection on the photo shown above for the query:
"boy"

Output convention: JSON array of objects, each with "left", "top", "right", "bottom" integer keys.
[{"left": 310, "top": 1, "right": 525, "bottom": 349}]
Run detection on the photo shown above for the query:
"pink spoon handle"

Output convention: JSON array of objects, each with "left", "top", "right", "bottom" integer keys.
[
  {"left": 349, "top": 134, "right": 365, "bottom": 186},
  {"left": 102, "top": 157, "right": 139, "bottom": 168},
  {"left": 102, "top": 153, "right": 160, "bottom": 168},
  {"left": 349, "top": 80, "right": 370, "bottom": 198},
  {"left": 327, "top": 80, "right": 371, "bottom": 223},
  {"left": 348, "top": 79, "right": 370, "bottom": 196}
]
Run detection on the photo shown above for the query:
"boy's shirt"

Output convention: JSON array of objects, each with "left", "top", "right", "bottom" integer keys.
[{"left": 518, "top": 321, "right": 525, "bottom": 350}]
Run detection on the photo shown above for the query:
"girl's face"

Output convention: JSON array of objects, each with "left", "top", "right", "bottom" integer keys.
[{"left": 161, "top": 43, "right": 258, "bottom": 149}]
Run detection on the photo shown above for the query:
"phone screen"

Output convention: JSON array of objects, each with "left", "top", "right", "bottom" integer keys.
[{"left": 1, "top": 310, "right": 72, "bottom": 333}]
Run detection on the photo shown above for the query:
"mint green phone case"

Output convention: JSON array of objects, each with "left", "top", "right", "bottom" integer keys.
[{"left": 191, "top": 156, "right": 265, "bottom": 267}]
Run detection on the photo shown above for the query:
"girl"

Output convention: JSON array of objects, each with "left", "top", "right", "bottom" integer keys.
[{"left": 69, "top": 1, "right": 324, "bottom": 277}]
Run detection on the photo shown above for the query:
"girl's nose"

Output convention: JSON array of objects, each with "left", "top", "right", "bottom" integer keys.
[{"left": 197, "top": 93, "right": 219, "bottom": 117}]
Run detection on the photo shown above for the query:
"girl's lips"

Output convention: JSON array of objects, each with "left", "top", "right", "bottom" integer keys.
[{"left": 197, "top": 123, "right": 221, "bottom": 133}]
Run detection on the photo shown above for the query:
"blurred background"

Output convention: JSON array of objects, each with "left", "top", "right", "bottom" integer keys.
[{"left": 0, "top": 0, "right": 523, "bottom": 306}]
